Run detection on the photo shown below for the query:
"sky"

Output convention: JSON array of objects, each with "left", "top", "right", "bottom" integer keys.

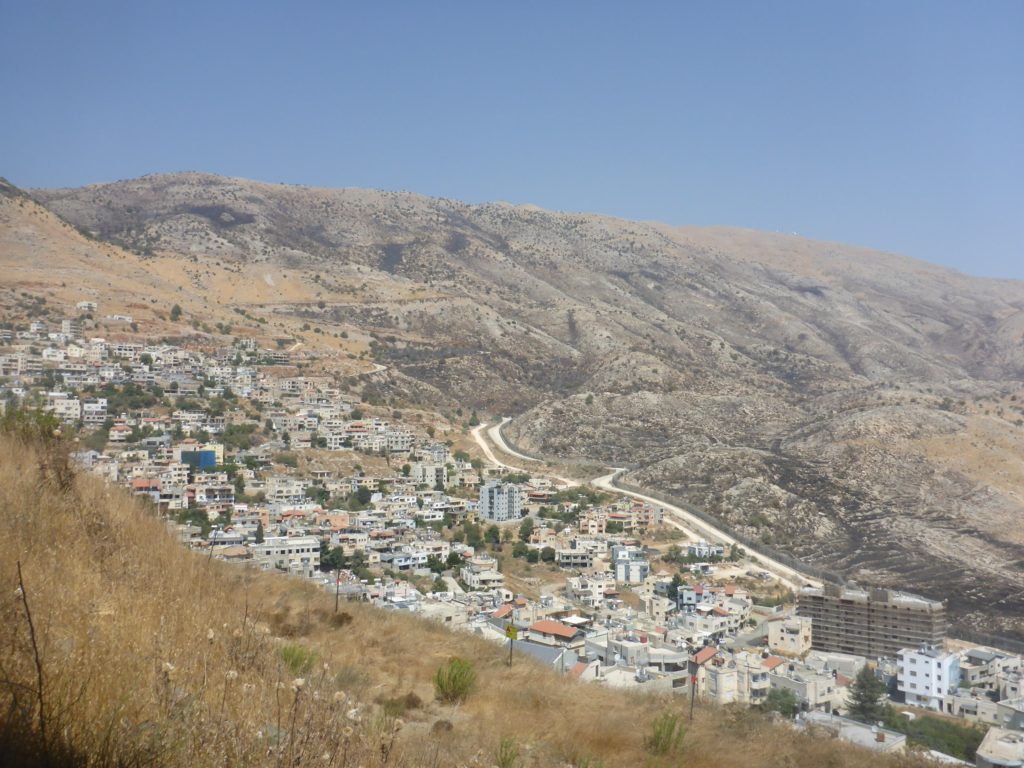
[{"left": 1, "top": 1, "right": 1022, "bottom": 279}]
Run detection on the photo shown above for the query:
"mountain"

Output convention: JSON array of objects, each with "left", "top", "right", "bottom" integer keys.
[{"left": 17, "top": 172, "right": 1024, "bottom": 637}]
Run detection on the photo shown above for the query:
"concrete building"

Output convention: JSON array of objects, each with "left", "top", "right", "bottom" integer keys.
[
  {"left": 478, "top": 481, "right": 523, "bottom": 523},
  {"left": 797, "top": 584, "right": 946, "bottom": 658},
  {"left": 801, "top": 711, "right": 906, "bottom": 754},
  {"left": 767, "top": 616, "right": 813, "bottom": 657},
  {"left": 612, "top": 545, "right": 650, "bottom": 584},
  {"left": 250, "top": 535, "right": 320, "bottom": 578},
  {"left": 897, "top": 645, "right": 960, "bottom": 711},
  {"left": 975, "top": 728, "right": 1024, "bottom": 768}
]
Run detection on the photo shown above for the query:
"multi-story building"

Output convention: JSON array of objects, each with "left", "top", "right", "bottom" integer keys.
[
  {"left": 767, "top": 616, "right": 813, "bottom": 657},
  {"left": 82, "top": 397, "right": 108, "bottom": 425},
  {"left": 796, "top": 585, "right": 947, "bottom": 659},
  {"left": 612, "top": 544, "right": 650, "bottom": 584},
  {"left": 478, "top": 481, "right": 523, "bottom": 523},
  {"left": 61, "top": 319, "right": 83, "bottom": 340},
  {"left": 250, "top": 535, "right": 320, "bottom": 578},
  {"left": 897, "top": 645, "right": 960, "bottom": 711}
]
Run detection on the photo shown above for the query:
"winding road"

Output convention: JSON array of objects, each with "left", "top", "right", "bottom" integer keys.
[{"left": 471, "top": 419, "right": 820, "bottom": 592}]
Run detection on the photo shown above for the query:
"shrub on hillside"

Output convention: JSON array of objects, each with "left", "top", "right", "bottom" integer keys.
[{"left": 433, "top": 656, "right": 476, "bottom": 704}]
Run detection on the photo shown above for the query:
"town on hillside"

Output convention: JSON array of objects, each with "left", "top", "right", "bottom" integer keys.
[{"left": 2, "top": 298, "right": 1023, "bottom": 766}]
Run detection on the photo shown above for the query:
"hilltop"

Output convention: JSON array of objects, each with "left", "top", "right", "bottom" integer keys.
[
  {"left": 6, "top": 172, "right": 1024, "bottom": 636},
  {"left": 0, "top": 419, "right": 937, "bottom": 768}
]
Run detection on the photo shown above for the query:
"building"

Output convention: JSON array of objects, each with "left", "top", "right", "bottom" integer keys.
[
  {"left": 897, "top": 645, "right": 960, "bottom": 711},
  {"left": 250, "top": 536, "right": 320, "bottom": 578},
  {"left": 688, "top": 540, "right": 725, "bottom": 559},
  {"left": 478, "top": 481, "right": 523, "bottom": 523},
  {"left": 61, "top": 319, "right": 83, "bottom": 340},
  {"left": 797, "top": 585, "right": 946, "bottom": 659},
  {"left": 767, "top": 616, "right": 813, "bottom": 657},
  {"left": 975, "top": 728, "right": 1024, "bottom": 768},
  {"left": 611, "top": 545, "right": 650, "bottom": 584},
  {"left": 800, "top": 711, "right": 907, "bottom": 754}
]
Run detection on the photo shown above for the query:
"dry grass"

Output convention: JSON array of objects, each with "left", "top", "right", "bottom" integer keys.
[{"left": 0, "top": 426, "right": 941, "bottom": 767}]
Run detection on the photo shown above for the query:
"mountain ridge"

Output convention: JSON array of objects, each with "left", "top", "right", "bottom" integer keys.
[{"left": 10, "top": 172, "right": 1024, "bottom": 637}]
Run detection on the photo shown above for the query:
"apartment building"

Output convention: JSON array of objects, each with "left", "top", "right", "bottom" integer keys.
[
  {"left": 796, "top": 585, "right": 947, "bottom": 658},
  {"left": 478, "top": 481, "right": 523, "bottom": 523}
]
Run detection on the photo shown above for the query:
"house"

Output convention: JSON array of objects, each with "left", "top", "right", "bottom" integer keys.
[
  {"left": 526, "top": 619, "right": 585, "bottom": 649},
  {"left": 769, "top": 658, "right": 848, "bottom": 713},
  {"left": 688, "top": 540, "right": 725, "bottom": 559},
  {"left": 767, "top": 616, "right": 813, "bottom": 657}
]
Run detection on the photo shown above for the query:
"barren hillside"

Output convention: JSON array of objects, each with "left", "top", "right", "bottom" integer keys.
[{"left": 16, "top": 172, "right": 1024, "bottom": 637}]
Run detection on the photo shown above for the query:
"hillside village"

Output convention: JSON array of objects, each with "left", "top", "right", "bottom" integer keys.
[{"left": 3, "top": 297, "right": 1024, "bottom": 766}]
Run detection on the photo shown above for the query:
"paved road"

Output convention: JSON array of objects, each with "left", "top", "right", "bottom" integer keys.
[
  {"left": 472, "top": 420, "right": 819, "bottom": 591},
  {"left": 592, "top": 469, "right": 820, "bottom": 592},
  {"left": 473, "top": 420, "right": 580, "bottom": 488}
]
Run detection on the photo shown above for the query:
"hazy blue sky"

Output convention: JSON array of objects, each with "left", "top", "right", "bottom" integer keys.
[{"left": 1, "top": 2, "right": 1021, "bottom": 279}]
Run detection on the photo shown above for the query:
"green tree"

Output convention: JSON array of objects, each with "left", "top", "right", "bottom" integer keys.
[
  {"left": 761, "top": 687, "right": 799, "bottom": 718},
  {"left": 540, "top": 546, "right": 556, "bottom": 563},
  {"left": 518, "top": 516, "right": 535, "bottom": 542},
  {"left": 446, "top": 551, "right": 464, "bottom": 568},
  {"left": 526, "top": 549, "right": 540, "bottom": 564},
  {"left": 254, "top": 521, "right": 264, "bottom": 544},
  {"left": 512, "top": 542, "right": 529, "bottom": 559},
  {"left": 666, "top": 573, "right": 684, "bottom": 600},
  {"left": 321, "top": 544, "right": 346, "bottom": 572},
  {"left": 356, "top": 485, "right": 372, "bottom": 505},
  {"left": 170, "top": 304, "right": 182, "bottom": 321},
  {"left": 426, "top": 555, "right": 445, "bottom": 574},
  {"left": 846, "top": 666, "right": 890, "bottom": 723},
  {"left": 401, "top": 463, "right": 411, "bottom": 477},
  {"left": 485, "top": 525, "right": 501, "bottom": 546}
]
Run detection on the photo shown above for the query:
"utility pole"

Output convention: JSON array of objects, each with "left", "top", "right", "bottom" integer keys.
[{"left": 334, "top": 569, "right": 341, "bottom": 613}]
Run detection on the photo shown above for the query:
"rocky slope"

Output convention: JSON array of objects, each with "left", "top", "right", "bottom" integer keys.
[{"left": 25, "top": 172, "right": 1024, "bottom": 636}]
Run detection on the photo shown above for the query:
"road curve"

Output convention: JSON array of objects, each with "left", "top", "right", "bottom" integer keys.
[
  {"left": 470, "top": 423, "right": 529, "bottom": 474},
  {"left": 488, "top": 417, "right": 541, "bottom": 464},
  {"left": 593, "top": 469, "right": 820, "bottom": 591},
  {"left": 472, "top": 420, "right": 817, "bottom": 590}
]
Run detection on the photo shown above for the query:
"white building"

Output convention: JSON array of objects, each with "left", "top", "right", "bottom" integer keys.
[
  {"left": 897, "top": 645, "right": 960, "bottom": 711},
  {"left": 612, "top": 544, "right": 649, "bottom": 584},
  {"left": 478, "top": 481, "right": 523, "bottom": 523}
]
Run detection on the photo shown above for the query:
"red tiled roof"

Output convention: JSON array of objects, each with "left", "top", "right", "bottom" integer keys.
[
  {"left": 762, "top": 656, "right": 786, "bottom": 671},
  {"left": 492, "top": 605, "right": 513, "bottom": 619},
  {"left": 691, "top": 646, "right": 719, "bottom": 665},
  {"left": 528, "top": 619, "right": 580, "bottom": 640},
  {"left": 569, "top": 661, "right": 588, "bottom": 679}
]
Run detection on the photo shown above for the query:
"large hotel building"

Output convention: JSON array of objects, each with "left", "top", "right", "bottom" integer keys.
[{"left": 797, "top": 584, "right": 947, "bottom": 658}]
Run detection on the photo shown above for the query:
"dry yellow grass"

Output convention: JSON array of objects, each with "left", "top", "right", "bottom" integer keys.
[{"left": 0, "top": 422, "right": 939, "bottom": 767}]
